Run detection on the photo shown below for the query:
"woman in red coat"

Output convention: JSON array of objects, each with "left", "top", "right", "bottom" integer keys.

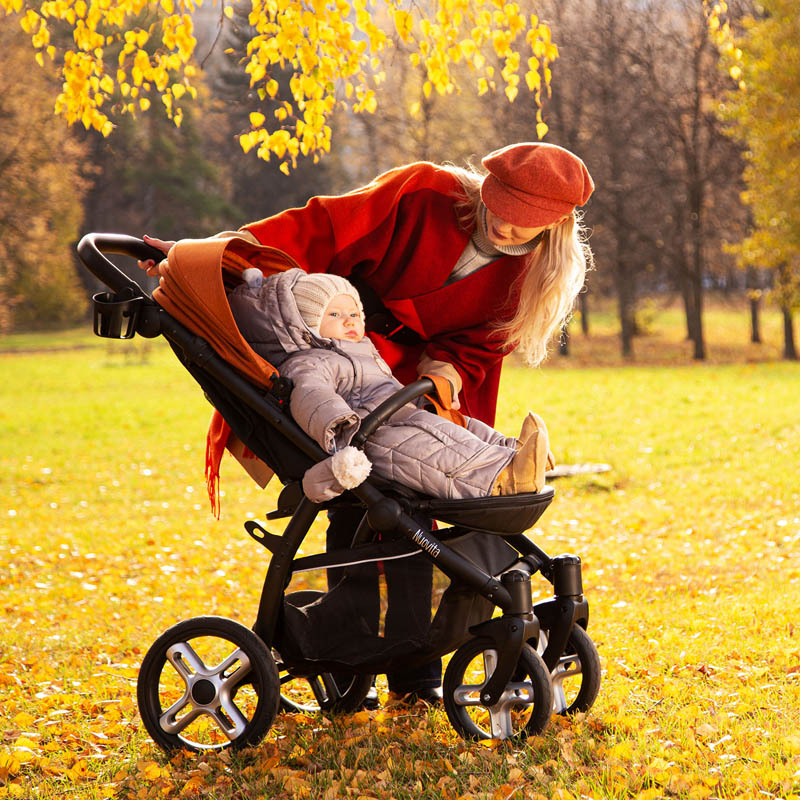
[{"left": 141, "top": 141, "right": 595, "bottom": 704}]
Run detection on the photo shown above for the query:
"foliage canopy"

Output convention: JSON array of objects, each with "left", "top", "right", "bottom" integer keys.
[
  {"left": 2, "top": 0, "right": 557, "bottom": 170},
  {"left": 709, "top": 0, "right": 800, "bottom": 305}
]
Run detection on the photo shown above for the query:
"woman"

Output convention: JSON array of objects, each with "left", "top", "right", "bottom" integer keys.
[{"left": 140, "top": 141, "right": 595, "bottom": 704}]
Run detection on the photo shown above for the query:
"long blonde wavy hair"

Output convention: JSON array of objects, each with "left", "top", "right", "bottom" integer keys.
[{"left": 447, "top": 163, "right": 594, "bottom": 367}]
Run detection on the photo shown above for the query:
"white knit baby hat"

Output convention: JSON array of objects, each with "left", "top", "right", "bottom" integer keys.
[{"left": 292, "top": 273, "right": 364, "bottom": 331}]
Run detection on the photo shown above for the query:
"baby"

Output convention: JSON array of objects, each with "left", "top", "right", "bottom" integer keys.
[{"left": 228, "top": 268, "right": 551, "bottom": 503}]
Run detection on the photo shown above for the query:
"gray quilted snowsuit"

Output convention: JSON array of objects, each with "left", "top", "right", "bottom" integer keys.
[{"left": 228, "top": 269, "right": 517, "bottom": 500}]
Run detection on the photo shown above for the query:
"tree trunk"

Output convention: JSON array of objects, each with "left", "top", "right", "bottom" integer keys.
[
  {"left": 615, "top": 265, "right": 635, "bottom": 359},
  {"left": 749, "top": 293, "right": 762, "bottom": 344},
  {"left": 579, "top": 291, "right": 589, "bottom": 336},
  {"left": 681, "top": 267, "right": 698, "bottom": 343},
  {"left": 689, "top": 270, "right": 705, "bottom": 360},
  {"left": 559, "top": 324, "right": 569, "bottom": 356},
  {"left": 783, "top": 306, "right": 797, "bottom": 360},
  {"left": 746, "top": 268, "right": 762, "bottom": 343}
]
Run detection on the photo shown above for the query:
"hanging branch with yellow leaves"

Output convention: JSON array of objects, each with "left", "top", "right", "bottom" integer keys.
[{"left": 1, "top": 0, "right": 558, "bottom": 170}]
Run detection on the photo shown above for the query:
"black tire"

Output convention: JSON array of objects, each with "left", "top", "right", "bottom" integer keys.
[
  {"left": 278, "top": 591, "right": 373, "bottom": 714},
  {"left": 137, "top": 616, "right": 280, "bottom": 753},
  {"left": 540, "top": 624, "right": 601, "bottom": 715},
  {"left": 443, "top": 637, "right": 553, "bottom": 741},
  {"left": 279, "top": 671, "right": 374, "bottom": 714}
]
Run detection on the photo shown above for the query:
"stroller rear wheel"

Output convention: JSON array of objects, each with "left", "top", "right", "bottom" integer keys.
[
  {"left": 278, "top": 670, "right": 374, "bottom": 714},
  {"left": 137, "top": 616, "right": 280, "bottom": 753},
  {"left": 279, "top": 590, "right": 373, "bottom": 713},
  {"left": 538, "top": 624, "right": 601, "bottom": 715},
  {"left": 443, "top": 636, "right": 553, "bottom": 741}
]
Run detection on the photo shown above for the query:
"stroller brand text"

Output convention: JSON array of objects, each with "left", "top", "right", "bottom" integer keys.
[{"left": 412, "top": 528, "right": 441, "bottom": 558}]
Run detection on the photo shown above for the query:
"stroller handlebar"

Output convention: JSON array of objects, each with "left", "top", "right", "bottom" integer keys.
[
  {"left": 352, "top": 378, "right": 435, "bottom": 447},
  {"left": 77, "top": 232, "right": 164, "bottom": 297}
]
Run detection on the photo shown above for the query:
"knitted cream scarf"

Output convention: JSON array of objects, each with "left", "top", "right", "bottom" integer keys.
[{"left": 448, "top": 204, "right": 541, "bottom": 284}]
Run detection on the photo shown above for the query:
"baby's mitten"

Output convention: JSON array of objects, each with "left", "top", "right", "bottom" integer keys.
[{"left": 302, "top": 446, "right": 372, "bottom": 503}]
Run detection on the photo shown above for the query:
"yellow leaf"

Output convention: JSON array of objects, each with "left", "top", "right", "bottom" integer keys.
[
  {"left": 138, "top": 760, "right": 165, "bottom": 780},
  {"left": 249, "top": 111, "right": 266, "bottom": 127},
  {"left": 12, "top": 712, "right": 35, "bottom": 728},
  {"left": 536, "top": 121, "right": 548, "bottom": 138},
  {"left": 505, "top": 85, "right": 518, "bottom": 102},
  {"left": 224, "top": 4, "right": 234, "bottom": 18},
  {"left": 394, "top": 9, "right": 413, "bottom": 41},
  {"left": 0, "top": 751, "right": 21, "bottom": 777},
  {"left": 783, "top": 735, "right": 800, "bottom": 755},
  {"left": 280, "top": 161, "right": 290, "bottom": 175}
]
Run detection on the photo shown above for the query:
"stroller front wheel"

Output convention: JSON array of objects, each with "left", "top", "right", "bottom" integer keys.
[
  {"left": 443, "top": 636, "right": 553, "bottom": 741},
  {"left": 538, "top": 624, "right": 601, "bottom": 715},
  {"left": 137, "top": 616, "right": 280, "bottom": 753}
]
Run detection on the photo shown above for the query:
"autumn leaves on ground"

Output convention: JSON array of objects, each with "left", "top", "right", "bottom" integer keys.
[{"left": 2, "top": 309, "right": 799, "bottom": 799}]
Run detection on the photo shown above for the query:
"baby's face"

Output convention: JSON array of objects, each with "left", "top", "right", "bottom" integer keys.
[{"left": 318, "top": 294, "right": 365, "bottom": 342}]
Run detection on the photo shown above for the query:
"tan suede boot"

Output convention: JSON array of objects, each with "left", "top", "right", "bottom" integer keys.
[
  {"left": 516, "top": 411, "right": 556, "bottom": 470},
  {"left": 491, "top": 414, "right": 550, "bottom": 495}
]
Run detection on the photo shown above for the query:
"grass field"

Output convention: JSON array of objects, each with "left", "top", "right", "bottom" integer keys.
[{"left": 1, "top": 301, "right": 799, "bottom": 799}]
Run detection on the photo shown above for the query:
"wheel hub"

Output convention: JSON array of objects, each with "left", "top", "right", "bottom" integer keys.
[{"left": 191, "top": 678, "right": 218, "bottom": 706}]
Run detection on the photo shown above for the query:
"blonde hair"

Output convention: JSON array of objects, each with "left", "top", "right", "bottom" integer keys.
[{"left": 447, "top": 162, "right": 593, "bottom": 366}]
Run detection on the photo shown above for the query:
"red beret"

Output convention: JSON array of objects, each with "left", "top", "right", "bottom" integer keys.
[{"left": 480, "top": 142, "right": 594, "bottom": 228}]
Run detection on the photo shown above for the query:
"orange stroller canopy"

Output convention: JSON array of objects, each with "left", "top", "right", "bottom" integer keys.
[{"left": 153, "top": 236, "right": 299, "bottom": 514}]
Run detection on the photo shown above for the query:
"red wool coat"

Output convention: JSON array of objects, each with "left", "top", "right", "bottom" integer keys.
[{"left": 243, "top": 162, "right": 528, "bottom": 426}]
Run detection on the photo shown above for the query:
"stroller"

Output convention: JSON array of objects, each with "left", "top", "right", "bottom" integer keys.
[{"left": 77, "top": 233, "right": 601, "bottom": 753}]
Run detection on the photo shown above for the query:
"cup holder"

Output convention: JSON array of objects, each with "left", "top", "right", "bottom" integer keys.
[{"left": 92, "top": 291, "right": 142, "bottom": 339}]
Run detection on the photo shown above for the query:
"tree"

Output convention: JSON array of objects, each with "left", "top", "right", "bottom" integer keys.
[
  {"left": 498, "top": 0, "right": 746, "bottom": 360},
  {"left": 0, "top": 24, "right": 88, "bottom": 333},
  {"left": 3, "top": 0, "right": 559, "bottom": 169},
  {"left": 713, "top": 0, "right": 800, "bottom": 360},
  {"left": 204, "top": 3, "right": 334, "bottom": 220},
  {"left": 638, "top": 0, "right": 747, "bottom": 360},
  {"left": 80, "top": 87, "right": 239, "bottom": 246}
]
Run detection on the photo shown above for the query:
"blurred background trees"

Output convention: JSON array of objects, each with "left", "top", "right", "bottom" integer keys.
[
  {"left": 0, "top": 24, "right": 89, "bottom": 333},
  {"left": 2, "top": 0, "right": 795, "bottom": 361}
]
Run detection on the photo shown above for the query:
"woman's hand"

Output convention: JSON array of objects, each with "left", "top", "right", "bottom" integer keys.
[
  {"left": 417, "top": 354, "right": 462, "bottom": 409},
  {"left": 138, "top": 235, "right": 175, "bottom": 277}
]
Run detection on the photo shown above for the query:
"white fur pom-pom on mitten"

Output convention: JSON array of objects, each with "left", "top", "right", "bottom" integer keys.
[
  {"left": 302, "top": 446, "right": 372, "bottom": 503},
  {"left": 241, "top": 267, "right": 264, "bottom": 288},
  {"left": 330, "top": 446, "right": 372, "bottom": 489}
]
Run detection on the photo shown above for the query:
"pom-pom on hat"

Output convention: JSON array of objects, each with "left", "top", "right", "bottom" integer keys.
[
  {"left": 292, "top": 272, "right": 365, "bottom": 332},
  {"left": 480, "top": 142, "right": 594, "bottom": 228}
]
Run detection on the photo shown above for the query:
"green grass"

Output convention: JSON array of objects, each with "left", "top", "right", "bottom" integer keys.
[
  {"left": 554, "top": 293, "right": 789, "bottom": 366},
  {"left": 1, "top": 322, "right": 799, "bottom": 799}
]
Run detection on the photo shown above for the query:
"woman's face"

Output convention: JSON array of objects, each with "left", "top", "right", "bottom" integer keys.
[{"left": 485, "top": 209, "right": 570, "bottom": 247}]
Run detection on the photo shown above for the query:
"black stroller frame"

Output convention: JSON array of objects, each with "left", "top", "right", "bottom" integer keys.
[{"left": 77, "top": 233, "right": 601, "bottom": 752}]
